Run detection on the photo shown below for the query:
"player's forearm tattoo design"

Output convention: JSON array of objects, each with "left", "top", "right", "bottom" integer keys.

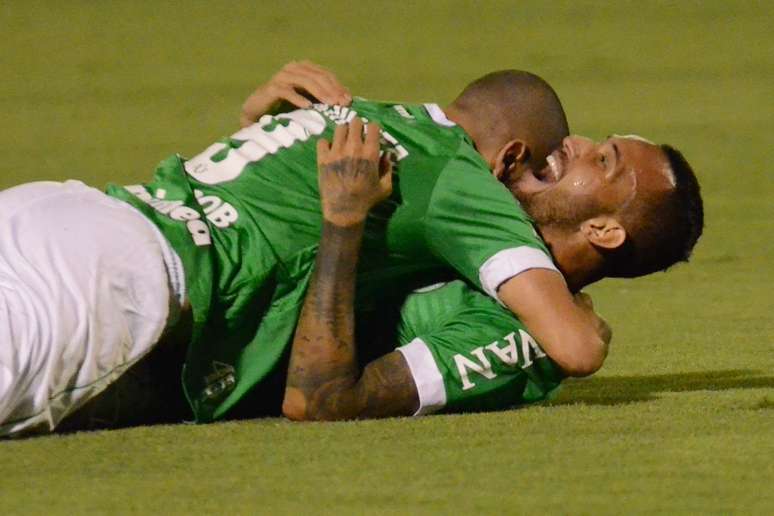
[
  {"left": 325, "top": 157, "right": 374, "bottom": 177},
  {"left": 284, "top": 219, "right": 418, "bottom": 420}
]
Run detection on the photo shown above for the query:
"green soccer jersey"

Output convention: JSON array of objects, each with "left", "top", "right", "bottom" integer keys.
[
  {"left": 395, "top": 281, "right": 564, "bottom": 414},
  {"left": 216, "top": 279, "right": 564, "bottom": 417},
  {"left": 106, "top": 100, "right": 559, "bottom": 421}
]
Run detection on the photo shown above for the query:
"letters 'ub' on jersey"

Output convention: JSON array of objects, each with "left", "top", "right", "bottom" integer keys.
[{"left": 106, "top": 100, "right": 560, "bottom": 421}]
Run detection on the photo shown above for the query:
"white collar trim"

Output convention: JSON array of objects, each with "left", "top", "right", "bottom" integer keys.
[{"left": 423, "top": 103, "right": 456, "bottom": 127}]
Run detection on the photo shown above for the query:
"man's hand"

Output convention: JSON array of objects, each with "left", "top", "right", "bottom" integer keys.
[
  {"left": 240, "top": 61, "right": 352, "bottom": 127},
  {"left": 573, "top": 292, "right": 612, "bottom": 348},
  {"left": 317, "top": 118, "right": 393, "bottom": 227},
  {"left": 572, "top": 291, "right": 612, "bottom": 367},
  {"left": 498, "top": 270, "right": 611, "bottom": 377}
]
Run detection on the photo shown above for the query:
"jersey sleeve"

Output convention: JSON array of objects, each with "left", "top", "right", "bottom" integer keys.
[
  {"left": 396, "top": 303, "right": 564, "bottom": 416},
  {"left": 424, "top": 151, "right": 559, "bottom": 301}
]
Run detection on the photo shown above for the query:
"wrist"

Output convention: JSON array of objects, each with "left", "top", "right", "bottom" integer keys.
[
  {"left": 322, "top": 211, "right": 368, "bottom": 228},
  {"left": 317, "top": 219, "right": 364, "bottom": 278},
  {"left": 322, "top": 218, "right": 366, "bottom": 234}
]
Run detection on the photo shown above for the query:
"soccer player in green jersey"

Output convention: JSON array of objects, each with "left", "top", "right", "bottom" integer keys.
[
  {"left": 233, "top": 66, "right": 703, "bottom": 420},
  {"left": 278, "top": 115, "right": 701, "bottom": 420},
  {"left": 283, "top": 119, "right": 567, "bottom": 419},
  {"left": 104, "top": 65, "right": 700, "bottom": 424},
  {"left": 0, "top": 63, "right": 579, "bottom": 435},
  {"left": 104, "top": 63, "right": 586, "bottom": 423},
  {"left": 0, "top": 62, "right": 703, "bottom": 435}
]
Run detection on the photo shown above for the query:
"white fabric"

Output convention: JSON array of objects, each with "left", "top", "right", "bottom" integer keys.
[
  {"left": 423, "top": 103, "right": 456, "bottom": 127},
  {"left": 478, "top": 246, "right": 560, "bottom": 302},
  {"left": 397, "top": 338, "right": 447, "bottom": 416},
  {"left": 0, "top": 181, "right": 177, "bottom": 436}
]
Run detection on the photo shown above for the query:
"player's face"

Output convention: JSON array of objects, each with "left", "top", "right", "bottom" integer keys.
[{"left": 512, "top": 135, "right": 673, "bottom": 228}]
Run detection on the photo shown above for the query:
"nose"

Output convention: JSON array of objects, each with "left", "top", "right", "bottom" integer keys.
[{"left": 563, "top": 135, "right": 595, "bottom": 159}]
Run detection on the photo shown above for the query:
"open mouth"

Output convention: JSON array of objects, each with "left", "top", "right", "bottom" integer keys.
[
  {"left": 510, "top": 148, "right": 567, "bottom": 196},
  {"left": 537, "top": 148, "right": 567, "bottom": 184}
]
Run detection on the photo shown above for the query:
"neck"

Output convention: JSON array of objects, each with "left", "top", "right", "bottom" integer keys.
[
  {"left": 444, "top": 104, "right": 500, "bottom": 165},
  {"left": 443, "top": 103, "right": 466, "bottom": 130},
  {"left": 538, "top": 224, "right": 605, "bottom": 293},
  {"left": 447, "top": 103, "right": 601, "bottom": 290}
]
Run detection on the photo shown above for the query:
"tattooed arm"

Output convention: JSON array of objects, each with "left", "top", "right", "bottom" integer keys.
[{"left": 282, "top": 118, "right": 419, "bottom": 421}]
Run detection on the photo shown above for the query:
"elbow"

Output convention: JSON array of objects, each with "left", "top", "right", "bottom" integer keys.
[
  {"left": 282, "top": 388, "right": 310, "bottom": 421},
  {"left": 561, "top": 356, "right": 603, "bottom": 377},
  {"left": 281, "top": 388, "right": 345, "bottom": 422},
  {"left": 282, "top": 402, "right": 342, "bottom": 422},
  {"left": 557, "top": 336, "right": 609, "bottom": 378}
]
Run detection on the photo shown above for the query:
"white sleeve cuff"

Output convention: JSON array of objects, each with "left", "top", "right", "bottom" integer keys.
[
  {"left": 478, "top": 246, "right": 559, "bottom": 302},
  {"left": 397, "top": 338, "right": 447, "bottom": 416}
]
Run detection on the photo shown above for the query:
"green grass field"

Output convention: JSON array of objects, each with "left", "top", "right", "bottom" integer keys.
[{"left": 1, "top": 1, "right": 772, "bottom": 513}]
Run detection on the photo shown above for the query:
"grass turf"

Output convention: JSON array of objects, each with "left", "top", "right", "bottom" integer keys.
[{"left": 1, "top": 1, "right": 772, "bottom": 514}]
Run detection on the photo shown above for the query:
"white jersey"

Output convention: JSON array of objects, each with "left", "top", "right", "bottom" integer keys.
[{"left": 0, "top": 181, "right": 183, "bottom": 436}]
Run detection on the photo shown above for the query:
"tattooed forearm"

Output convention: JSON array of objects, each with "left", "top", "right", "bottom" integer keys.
[
  {"left": 283, "top": 221, "right": 419, "bottom": 421},
  {"left": 354, "top": 352, "right": 419, "bottom": 418},
  {"left": 284, "top": 220, "right": 363, "bottom": 420},
  {"left": 311, "top": 222, "right": 362, "bottom": 331},
  {"left": 283, "top": 117, "right": 415, "bottom": 421}
]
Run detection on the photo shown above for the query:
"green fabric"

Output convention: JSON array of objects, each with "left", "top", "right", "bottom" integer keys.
[
  {"left": 106, "top": 100, "right": 553, "bottom": 421},
  {"left": 397, "top": 281, "right": 564, "bottom": 412}
]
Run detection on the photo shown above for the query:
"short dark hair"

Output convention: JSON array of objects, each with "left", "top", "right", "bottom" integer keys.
[
  {"left": 606, "top": 144, "right": 704, "bottom": 278},
  {"left": 451, "top": 70, "right": 569, "bottom": 167}
]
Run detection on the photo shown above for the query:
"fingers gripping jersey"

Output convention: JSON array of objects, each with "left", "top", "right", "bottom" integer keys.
[
  {"left": 107, "top": 100, "right": 558, "bottom": 421},
  {"left": 396, "top": 281, "right": 564, "bottom": 414}
]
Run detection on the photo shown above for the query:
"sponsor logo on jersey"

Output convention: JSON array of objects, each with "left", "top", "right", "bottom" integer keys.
[
  {"left": 125, "top": 185, "right": 213, "bottom": 246},
  {"left": 393, "top": 105, "right": 415, "bottom": 120},
  {"left": 125, "top": 185, "right": 240, "bottom": 245},
  {"left": 202, "top": 361, "right": 236, "bottom": 401},
  {"left": 313, "top": 104, "right": 410, "bottom": 161},
  {"left": 193, "top": 189, "right": 239, "bottom": 229}
]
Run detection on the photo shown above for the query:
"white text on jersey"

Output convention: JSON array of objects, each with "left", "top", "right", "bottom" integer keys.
[{"left": 454, "top": 330, "right": 547, "bottom": 390}]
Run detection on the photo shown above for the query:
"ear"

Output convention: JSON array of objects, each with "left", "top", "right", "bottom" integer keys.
[
  {"left": 492, "top": 139, "right": 530, "bottom": 180},
  {"left": 580, "top": 216, "right": 627, "bottom": 250}
]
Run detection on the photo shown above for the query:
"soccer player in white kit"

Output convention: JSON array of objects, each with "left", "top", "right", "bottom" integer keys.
[{"left": 0, "top": 181, "right": 185, "bottom": 435}]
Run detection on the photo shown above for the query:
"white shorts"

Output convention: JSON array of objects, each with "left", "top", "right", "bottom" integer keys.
[{"left": 0, "top": 181, "right": 184, "bottom": 436}]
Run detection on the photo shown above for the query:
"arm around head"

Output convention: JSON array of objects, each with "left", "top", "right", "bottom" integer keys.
[{"left": 497, "top": 269, "right": 610, "bottom": 377}]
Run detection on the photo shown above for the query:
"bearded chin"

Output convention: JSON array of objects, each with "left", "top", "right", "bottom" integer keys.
[{"left": 517, "top": 189, "right": 597, "bottom": 229}]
